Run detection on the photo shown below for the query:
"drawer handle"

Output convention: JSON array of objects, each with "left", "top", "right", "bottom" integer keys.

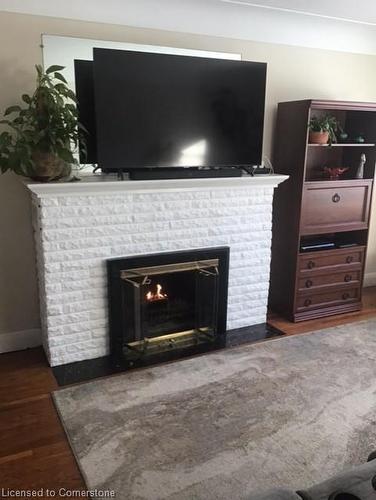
[
  {"left": 307, "top": 260, "right": 315, "bottom": 269},
  {"left": 305, "top": 279, "right": 313, "bottom": 288},
  {"left": 346, "top": 256, "right": 354, "bottom": 264},
  {"left": 304, "top": 299, "right": 312, "bottom": 307},
  {"left": 342, "top": 292, "right": 350, "bottom": 300},
  {"left": 332, "top": 193, "right": 341, "bottom": 203},
  {"left": 344, "top": 274, "right": 352, "bottom": 282}
]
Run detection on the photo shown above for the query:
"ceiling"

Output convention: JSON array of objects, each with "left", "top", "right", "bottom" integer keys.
[
  {"left": 1, "top": 0, "right": 376, "bottom": 26},
  {"left": 0, "top": 0, "right": 375, "bottom": 55},
  {"left": 221, "top": 0, "right": 376, "bottom": 25}
]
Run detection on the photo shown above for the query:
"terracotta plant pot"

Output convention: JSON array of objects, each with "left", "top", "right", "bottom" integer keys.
[
  {"left": 309, "top": 131, "right": 329, "bottom": 145},
  {"left": 31, "top": 151, "right": 71, "bottom": 182}
]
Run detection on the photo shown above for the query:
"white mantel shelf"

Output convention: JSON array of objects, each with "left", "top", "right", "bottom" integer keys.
[{"left": 26, "top": 173, "right": 288, "bottom": 197}]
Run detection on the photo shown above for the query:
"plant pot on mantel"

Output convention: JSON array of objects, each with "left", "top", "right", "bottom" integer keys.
[
  {"left": 309, "top": 130, "right": 329, "bottom": 145},
  {"left": 31, "top": 151, "right": 71, "bottom": 182},
  {"left": 0, "top": 64, "right": 85, "bottom": 184}
]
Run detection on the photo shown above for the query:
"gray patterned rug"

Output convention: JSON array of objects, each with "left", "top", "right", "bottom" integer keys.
[{"left": 53, "top": 320, "right": 376, "bottom": 500}]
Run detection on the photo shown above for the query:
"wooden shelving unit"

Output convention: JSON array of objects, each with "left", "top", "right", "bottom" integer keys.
[{"left": 269, "top": 99, "right": 376, "bottom": 322}]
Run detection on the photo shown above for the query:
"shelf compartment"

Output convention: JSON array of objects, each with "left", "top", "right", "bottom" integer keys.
[{"left": 305, "top": 142, "right": 376, "bottom": 181}]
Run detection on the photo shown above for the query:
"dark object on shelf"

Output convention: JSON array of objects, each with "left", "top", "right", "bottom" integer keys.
[
  {"left": 354, "top": 134, "right": 365, "bottom": 143},
  {"left": 253, "top": 166, "right": 272, "bottom": 174},
  {"left": 300, "top": 238, "right": 335, "bottom": 252},
  {"left": 338, "top": 131, "right": 349, "bottom": 143},
  {"left": 337, "top": 242, "right": 358, "bottom": 248},
  {"left": 128, "top": 167, "right": 242, "bottom": 180},
  {"left": 323, "top": 166, "right": 349, "bottom": 180},
  {"left": 269, "top": 99, "right": 376, "bottom": 322},
  {"left": 355, "top": 153, "right": 366, "bottom": 179}
]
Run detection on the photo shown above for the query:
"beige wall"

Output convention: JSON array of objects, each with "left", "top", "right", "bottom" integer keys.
[{"left": 0, "top": 11, "right": 376, "bottom": 336}]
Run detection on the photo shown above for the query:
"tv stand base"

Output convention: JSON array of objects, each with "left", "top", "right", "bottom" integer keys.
[{"left": 128, "top": 168, "right": 242, "bottom": 180}]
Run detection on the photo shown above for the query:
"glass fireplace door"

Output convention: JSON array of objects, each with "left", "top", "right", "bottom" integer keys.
[{"left": 120, "top": 259, "right": 219, "bottom": 356}]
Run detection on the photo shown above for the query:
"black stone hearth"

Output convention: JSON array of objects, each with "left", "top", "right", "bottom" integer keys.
[
  {"left": 52, "top": 323, "right": 284, "bottom": 386},
  {"left": 52, "top": 246, "right": 285, "bottom": 386}
]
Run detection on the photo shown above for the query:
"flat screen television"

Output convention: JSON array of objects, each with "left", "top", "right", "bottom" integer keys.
[
  {"left": 74, "top": 59, "right": 97, "bottom": 164},
  {"left": 91, "top": 48, "right": 267, "bottom": 173}
]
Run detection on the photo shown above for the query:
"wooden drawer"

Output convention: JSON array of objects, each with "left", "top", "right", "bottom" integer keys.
[
  {"left": 300, "top": 180, "right": 372, "bottom": 235},
  {"left": 298, "top": 269, "right": 361, "bottom": 292},
  {"left": 298, "top": 246, "right": 365, "bottom": 273},
  {"left": 296, "top": 287, "right": 360, "bottom": 312}
]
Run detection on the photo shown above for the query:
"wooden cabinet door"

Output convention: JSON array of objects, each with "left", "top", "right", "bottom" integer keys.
[{"left": 300, "top": 180, "right": 372, "bottom": 235}]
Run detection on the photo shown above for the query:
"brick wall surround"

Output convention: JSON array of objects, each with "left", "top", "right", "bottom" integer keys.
[{"left": 27, "top": 175, "right": 287, "bottom": 366}]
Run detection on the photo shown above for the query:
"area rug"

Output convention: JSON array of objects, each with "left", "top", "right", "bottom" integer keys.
[{"left": 53, "top": 319, "right": 376, "bottom": 499}]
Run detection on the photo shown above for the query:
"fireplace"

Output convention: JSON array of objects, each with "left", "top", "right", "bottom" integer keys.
[{"left": 108, "top": 247, "right": 229, "bottom": 366}]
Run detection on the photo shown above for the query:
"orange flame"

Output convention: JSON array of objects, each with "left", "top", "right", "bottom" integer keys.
[{"left": 146, "top": 284, "right": 167, "bottom": 302}]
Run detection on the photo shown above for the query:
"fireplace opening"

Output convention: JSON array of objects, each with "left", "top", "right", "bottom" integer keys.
[{"left": 107, "top": 247, "right": 229, "bottom": 366}]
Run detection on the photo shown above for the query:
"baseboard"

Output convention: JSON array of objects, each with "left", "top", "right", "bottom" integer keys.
[
  {"left": 364, "top": 272, "right": 376, "bottom": 287},
  {"left": 0, "top": 328, "right": 42, "bottom": 354}
]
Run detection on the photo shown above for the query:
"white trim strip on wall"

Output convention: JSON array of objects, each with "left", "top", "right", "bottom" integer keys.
[
  {"left": 364, "top": 272, "right": 376, "bottom": 288},
  {"left": 0, "top": 328, "right": 42, "bottom": 354}
]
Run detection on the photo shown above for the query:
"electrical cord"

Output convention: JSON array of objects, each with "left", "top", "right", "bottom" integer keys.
[{"left": 262, "top": 155, "right": 274, "bottom": 174}]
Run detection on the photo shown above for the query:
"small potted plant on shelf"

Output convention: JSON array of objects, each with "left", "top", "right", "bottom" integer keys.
[
  {"left": 0, "top": 64, "right": 86, "bottom": 182},
  {"left": 308, "top": 115, "right": 338, "bottom": 145}
]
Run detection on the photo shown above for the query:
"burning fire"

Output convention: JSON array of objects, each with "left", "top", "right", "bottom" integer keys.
[{"left": 146, "top": 284, "right": 168, "bottom": 302}]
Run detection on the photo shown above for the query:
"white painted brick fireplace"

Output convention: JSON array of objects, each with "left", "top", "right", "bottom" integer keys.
[{"left": 27, "top": 174, "right": 287, "bottom": 366}]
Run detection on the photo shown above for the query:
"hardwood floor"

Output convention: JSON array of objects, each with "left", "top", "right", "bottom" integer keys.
[
  {"left": 0, "top": 349, "right": 85, "bottom": 496},
  {"left": 1, "top": 286, "right": 375, "bottom": 496},
  {"left": 268, "top": 286, "right": 376, "bottom": 335}
]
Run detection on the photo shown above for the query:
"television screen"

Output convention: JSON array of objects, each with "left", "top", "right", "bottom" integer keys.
[
  {"left": 74, "top": 59, "right": 97, "bottom": 164},
  {"left": 92, "top": 48, "right": 267, "bottom": 171}
]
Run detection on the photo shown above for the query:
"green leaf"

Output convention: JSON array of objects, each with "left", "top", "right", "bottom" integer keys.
[
  {"left": 54, "top": 83, "right": 67, "bottom": 93},
  {"left": 54, "top": 72, "right": 67, "bottom": 84},
  {"left": 66, "top": 107, "right": 78, "bottom": 118},
  {"left": 4, "top": 105, "right": 21, "bottom": 116},
  {"left": 0, "top": 131, "right": 10, "bottom": 141},
  {"left": 46, "top": 65, "right": 65, "bottom": 74},
  {"left": 0, "top": 160, "right": 10, "bottom": 174},
  {"left": 22, "top": 94, "right": 32, "bottom": 104}
]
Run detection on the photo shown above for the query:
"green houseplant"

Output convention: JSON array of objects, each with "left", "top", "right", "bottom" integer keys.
[
  {"left": 0, "top": 64, "right": 86, "bottom": 182},
  {"left": 308, "top": 115, "right": 338, "bottom": 145}
]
